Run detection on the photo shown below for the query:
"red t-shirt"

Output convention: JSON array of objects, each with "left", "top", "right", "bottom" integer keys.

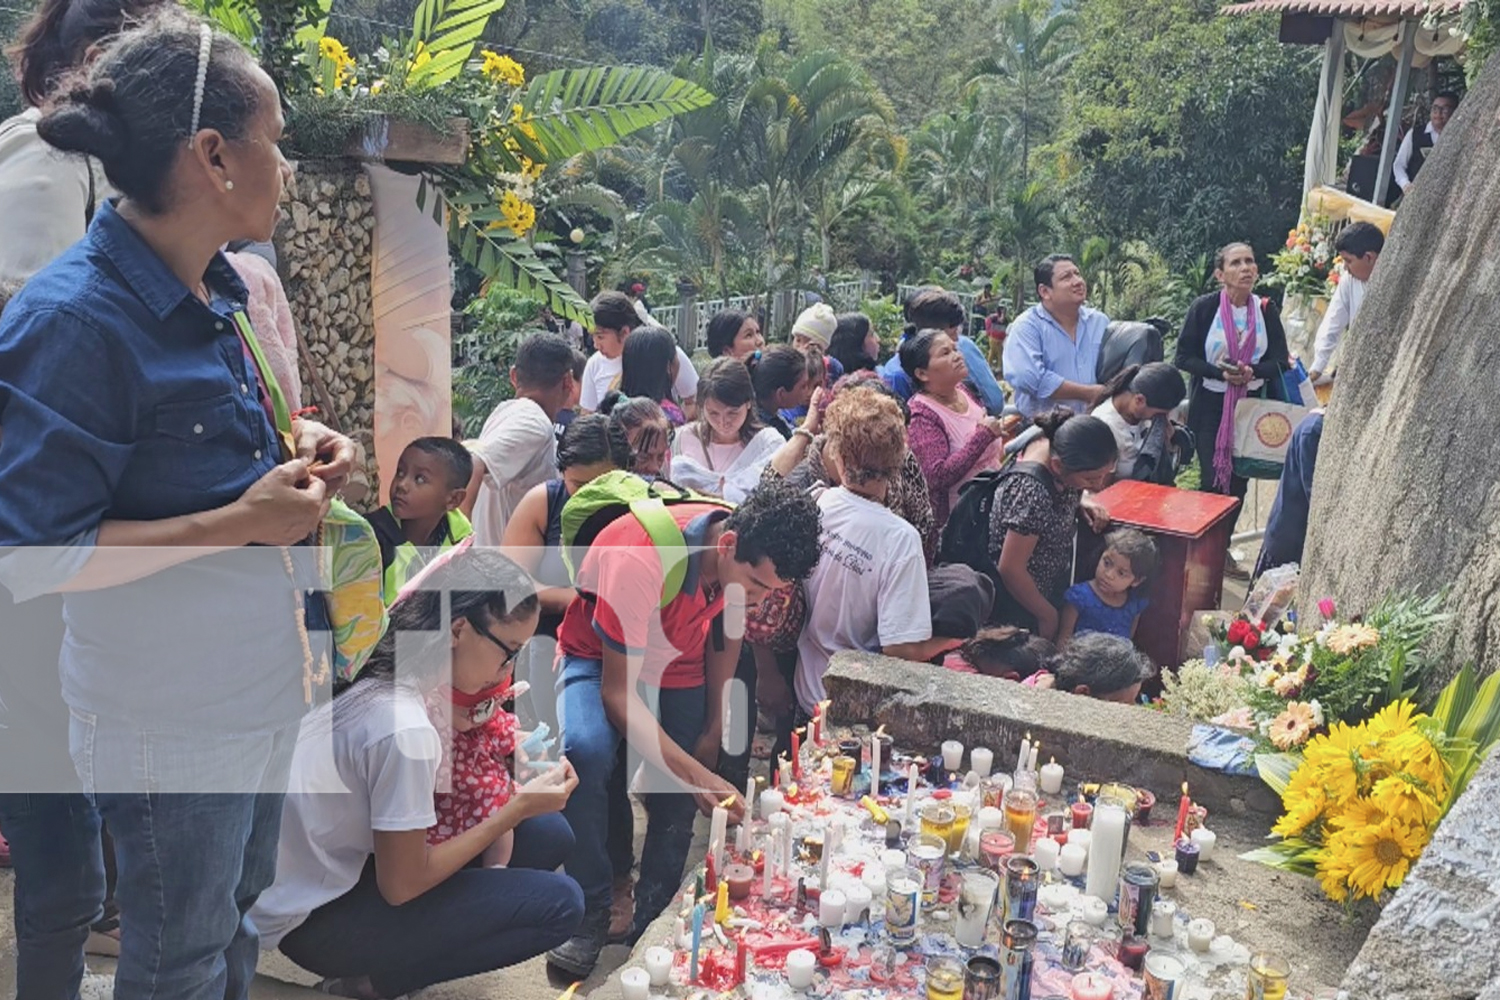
[{"left": 556, "top": 503, "right": 729, "bottom": 689}]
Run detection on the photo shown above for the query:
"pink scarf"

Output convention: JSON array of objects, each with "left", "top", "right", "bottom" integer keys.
[{"left": 1212, "top": 290, "right": 1258, "bottom": 493}]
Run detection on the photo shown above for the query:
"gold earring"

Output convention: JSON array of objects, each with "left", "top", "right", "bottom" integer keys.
[{"left": 225, "top": 181, "right": 235, "bottom": 191}]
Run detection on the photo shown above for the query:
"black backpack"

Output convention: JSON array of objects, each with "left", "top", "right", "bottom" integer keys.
[{"left": 937, "top": 460, "right": 1057, "bottom": 598}]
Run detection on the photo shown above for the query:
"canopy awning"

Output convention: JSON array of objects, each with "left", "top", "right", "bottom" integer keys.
[{"left": 1222, "top": 0, "right": 1465, "bottom": 15}]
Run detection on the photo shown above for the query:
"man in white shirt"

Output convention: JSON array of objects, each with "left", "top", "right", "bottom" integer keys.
[
  {"left": 1393, "top": 92, "right": 1458, "bottom": 195},
  {"left": 1002, "top": 254, "right": 1111, "bottom": 418},
  {"left": 1308, "top": 222, "right": 1384, "bottom": 384},
  {"left": 464, "top": 333, "right": 578, "bottom": 545},
  {"left": 793, "top": 392, "right": 960, "bottom": 714},
  {"left": 578, "top": 290, "right": 698, "bottom": 416}
]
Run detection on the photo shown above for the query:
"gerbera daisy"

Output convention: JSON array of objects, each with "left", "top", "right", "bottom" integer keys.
[
  {"left": 1269, "top": 702, "right": 1318, "bottom": 749},
  {"left": 1325, "top": 623, "right": 1381, "bottom": 655}
]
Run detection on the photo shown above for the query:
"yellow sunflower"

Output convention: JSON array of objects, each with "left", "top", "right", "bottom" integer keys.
[
  {"left": 1366, "top": 700, "right": 1420, "bottom": 741},
  {"left": 480, "top": 50, "right": 526, "bottom": 86},
  {"left": 1335, "top": 814, "right": 1427, "bottom": 900},
  {"left": 1313, "top": 844, "right": 1352, "bottom": 903},
  {"left": 1302, "top": 722, "right": 1364, "bottom": 801},
  {"left": 1369, "top": 775, "right": 1444, "bottom": 828},
  {"left": 1272, "top": 787, "right": 1326, "bottom": 838},
  {"left": 1325, "top": 623, "right": 1381, "bottom": 655}
]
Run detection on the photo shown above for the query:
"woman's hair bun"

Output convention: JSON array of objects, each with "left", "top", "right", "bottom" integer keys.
[
  {"left": 37, "top": 80, "right": 128, "bottom": 164},
  {"left": 1031, "top": 406, "right": 1075, "bottom": 440}
]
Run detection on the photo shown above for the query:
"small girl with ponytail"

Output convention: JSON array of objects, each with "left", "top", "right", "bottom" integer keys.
[{"left": 1090, "top": 362, "right": 1186, "bottom": 480}]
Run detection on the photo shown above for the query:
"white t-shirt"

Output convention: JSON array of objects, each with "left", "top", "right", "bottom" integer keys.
[
  {"left": 796, "top": 487, "right": 931, "bottom": 713},
  {"left": 1092, "top": 398, "right": 1147, "bottom": 480},
  {"left": 0, "top": 108, "right": 108, "bottom": 283},
  {"left": 579, "top": 348, "right": 701, "bottom": 413},
  {"left": 250, "top": 683, "right": 441, "bottom": 949},
  {"left": 469, "top": 397, "right": 558, "bottom": 546}
]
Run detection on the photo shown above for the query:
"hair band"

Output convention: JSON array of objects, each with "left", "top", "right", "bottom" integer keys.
[{"left": 187, "top": 23, "right": 212, "bottom": 146}]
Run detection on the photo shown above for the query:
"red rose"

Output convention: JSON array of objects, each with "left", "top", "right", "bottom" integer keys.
[{"left": 1227, "top": 620, "right": 1251, "bottom": 646}]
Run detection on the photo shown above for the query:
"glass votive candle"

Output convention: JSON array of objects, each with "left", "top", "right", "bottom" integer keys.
[
  {"left": 1133, "top": 788, "right": 1157, "bottom": 825},
  {"left": 831, "top": 755, "right": 857, "bottom": 797},
  {"left": 1175, "top": 838, "right": 1201, "bottom": 876},
  {"left": 948, "top": 802, "right": 973, "bottom": 856},
  {"left": 925, "top": 954, "right": 965, "bottom": 1000},
  {"left": 1247, "top": 952, "right": 1291, "bottom": 1000},
  {"left": 979, "top": 830, "right": 1016, "bottom": 872},
  {"left": 1070, "top": 798, "right": 1094, "bottom": 830},
  {"left": 1004, "top": 787, "right": 1039, "bottom": 854},
  {"left": 1061, "top": 920, "right": 1095, "bottom": 971},
  {"left": 920, "top": 801, "right": 957, "bottom": 843},
  {"left": 1118, "top": 934, "right": 1150, "bottom": 972}
]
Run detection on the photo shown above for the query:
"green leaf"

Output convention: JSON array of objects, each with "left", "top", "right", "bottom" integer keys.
[
  {"left": 1431, "top": 664, "right": 1478, "bottom": 735},
  {"left": 1256, "top": 751, "right": 1302, "bottom": 798},
  {"left": 1240, "top": 842, "right": 1319, "bottom": 877},
  {"left": 446, "top": 214, "right": 589, "bottom": 322},
  {"left": 1456, "top": 670, "right": 1500, "bottom": 750},
  {"left": 516, "top": 67, "right": 715, "bottom": 161},
  {"left": 406, "top": 0, "right": 508, "bottom": 90}
]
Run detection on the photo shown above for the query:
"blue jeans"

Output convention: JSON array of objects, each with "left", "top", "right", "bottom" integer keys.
[
  {"left": 0, "top": 794, "right": 107, "bottom": 1000},
  {"left": 556, "top": 655, "right": 706, "bottom": 936},
  {"left": 279, "top": 814, "right": 584, "bottom": 997},
  {"left": 70, "top": 711, "right": 297, "bottom": 1000}
]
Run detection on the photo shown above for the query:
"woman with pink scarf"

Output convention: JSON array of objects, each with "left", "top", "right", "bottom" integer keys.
[{"left": 1174, "top": 242, "right": 1290, "bottom": 559}]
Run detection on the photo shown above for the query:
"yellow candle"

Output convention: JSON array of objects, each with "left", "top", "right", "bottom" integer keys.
[{"left": 715, "top": 880, "right": 730, "bottom": 925}]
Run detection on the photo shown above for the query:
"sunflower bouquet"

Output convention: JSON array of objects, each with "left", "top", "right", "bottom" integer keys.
[{"left": 1248, "top": 664, "right": 1500, "bottom": 905}]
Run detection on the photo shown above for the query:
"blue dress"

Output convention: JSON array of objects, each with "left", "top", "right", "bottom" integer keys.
[{"left": 1064, "top": 581, "right": 1149, "bottom": 639}]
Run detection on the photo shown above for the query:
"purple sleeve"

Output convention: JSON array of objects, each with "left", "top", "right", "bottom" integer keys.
[{"left": 908, "top": 407, "right": 996, "bottom": 494}]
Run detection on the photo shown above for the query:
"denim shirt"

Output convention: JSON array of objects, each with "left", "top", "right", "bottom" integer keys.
[
  {"left": 878, "top": 335, "right": 1006, "bottom": 414},
  {"left": 1002, "top": 304, "right": 1110, "bottom": 419},
  {"left": 0, "top": 200, "right": 323, "bottom": 732}
]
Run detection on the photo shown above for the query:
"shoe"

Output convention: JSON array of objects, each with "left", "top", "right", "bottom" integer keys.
[
  {"left": 607, "top": 876, "right": 635, "bottom": 943},
  {"left": 1225, "top": 554, "right": 1251, "bottom": 581},
  {"left": 79, "top": 972, "right": 114, "bottom": 1000},
  {"left": 85, "top": 928, "right": 121, "bottom": 958},
  {"left": 546, "top": 902, "right": 611, "bottom": 978}
]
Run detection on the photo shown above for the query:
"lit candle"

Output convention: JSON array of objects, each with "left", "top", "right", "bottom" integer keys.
[
  {"left": 1070, "top": 972, "right": 1113, "bottom": 1000},
  {"left": 715, "top": 880, "right": 730, "bottom": 925},
  {"left": 1059, "top": 843, "right": 1087, "bottom": 877},
  {"left": 1190, "top": 827, "right": 1217, "bottom": 862},
  {"left": 870, "top": 733, "right": 882, "bottom": 797},
  {"left": 941, "top": 739, "right": 964, "bottom": 771},
  {"left": 690, "top": 903, "right": 705, "bottom": 982},
  {"left": 644, "top": 946, "right": 672, "bottom": 987},
  {"left": 1071, "top": 796, "right": 1094, "bottom": 830},
  {"left": 1151, "top": 899, "right": 1177, "bottom": 938},
  {"left": 619, "top": 967, "right": 649, "bottom": 1000},
  {"left": 791, "top": 728, "right": 803, "bottom": 779},
  {"left": 1084, "top": 802, "right": 1126, "bottom": 900},
  {"left": 904, "top": 763, "right": 921, "bottom": 826},
  {"left": 819, "top": 888, "right": 846, "bottom": 928},
  {"left": 1080, "top": 895, "right": 1109, "bottom": 926},
  {"left": 1156, "top": 858, "right": 1178, "bottom": 889},
  {"left": 1187, "top": 918, "right": 1214, "bottom": 952},
  {"left": 1017, "top": 732, "right": 1031, "bottom": 775},
  {"left": 786, "top": 948, "right": 816, "bottom": 990},
  {"left": 970, "top": 746, "right": 994, "bottom": 778},
  {"left": 1034, "top": 836, "right": 1061, "bottom": 871},
  {"left": 1173, "top": 782, "right": 1191, "bottom": 843},
  {"left": 1039, "top": 757, "right": 1065, "bottom": 795},
  {"left": 760, "top": 788, "right": 785, "bottom": 818}
]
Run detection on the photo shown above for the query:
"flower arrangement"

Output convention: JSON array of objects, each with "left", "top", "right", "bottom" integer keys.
[
  {"left": 1248, "top": 663, "right": 1500, "bottom": 905},
  {"left": 1159, "top": 658, "right": 1251, "bottom": 723},
  {"left": 1268, "top": 215, "right": 1338, "bottom": 299}
]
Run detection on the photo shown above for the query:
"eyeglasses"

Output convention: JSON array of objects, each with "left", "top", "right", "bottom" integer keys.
[{"left": 471, "top": 617, "right": 526, "bottom": 667}]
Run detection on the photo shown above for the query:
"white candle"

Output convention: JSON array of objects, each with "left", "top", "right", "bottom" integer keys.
[
  {"left": 1187, "top": 918, "right": 1214, "bottom": 952},
  {"left": 1033, "top": 836, "right": 1061, "bottom": 871},
  {"left": 1017, "top": 734, "right": 1031, "bottom": 775},
  {"left": 745, "top": 775, "right": 756, "bottom": 816},
  {"left": 1156, "top": 858, "right": 1178, "bottom": 889},
  {"left": 819, "top": 888, "right": 847, "bottom": 928},
  {"left": 880, "top": 848, "right": 907, "bottom": 871},
  {"left": 1039, "top": 757, "right": 1065, "bottom": 795},
  {"left": 862, "top": 865, "right": 887, "bottom": 913},
  {"left": 1067, "top": 829, "right": 1092, "bottom": 850},
  {"left": 1027, "top": 743, "right": 1039, "bottom": 774},
  {"left": 644, "top": 946, "right": 673, "bottom": 987},
  {"left": 786, "top": 948, "right": 817, "bottom": 989},
  {"left": 978, "top": 806, "right": 1005, "bottom": 832},
  {"left": 1151, "top": 900, "right": 1177, "bottom": 938},
  {"left": 1190, "top": 827, "right": 1217, "bottom": 862},
  {"left": 779, "top": 815, "right": 795, "bottom": 878},
  {"left": 760, "top": 788, "right": 785, "bottom": 818},
  {"left": 709, "top": 803, "right": 729, "bottom": 874},
  {"left": 1084, "top": 802, "right": 1127, "bottom": 900},
  {"left": 941, "top": 739, "right": 964, "bottom": 771},
  {"left": 845, "top": 882, "right": 873, "bottom": 924},
  {"left": 904, "top": 763, "right": 920, "bottom": 826},
  {"left": 735, "top": 816, "right": 750, "bottom": 856},
  {"left": 870, "top": 734, "right": 882, "bottom": 797},
  {"left": 619, "top": 967, "right": 650, "bottom": 1000},
  {"left": 675, "top": 915, "right": 690, "bottom": 949},
  {"left": 1081, "top": 894, "right": 1109, "bottom": 926},
  {"left": 1059, "top": 843, "right": 1087, "bottom": 877},
  {"left": 970, "top": 746, "right": 994, "bottom": 778}
]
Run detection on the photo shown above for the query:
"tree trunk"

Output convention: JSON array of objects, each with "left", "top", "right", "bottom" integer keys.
[{"left": 1302, "top": 50, "right": 1500, "bottom": 687}]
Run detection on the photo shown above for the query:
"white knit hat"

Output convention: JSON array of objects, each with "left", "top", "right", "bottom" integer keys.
[{"left": 791, "top": 303, "right": 837, "bottom": 349}]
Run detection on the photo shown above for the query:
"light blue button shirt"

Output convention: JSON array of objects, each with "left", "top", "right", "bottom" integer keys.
[{"left": 1002, "top": 304, "right": 1111, "bottom": 418}]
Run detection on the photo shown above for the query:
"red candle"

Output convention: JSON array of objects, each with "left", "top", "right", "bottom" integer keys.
[
  {"left": 725, "top": 863, "right": 754, "bottom": 901},
  {"left": 1134, "top": 788, "right": 1157, "bottom": 825},
  {"left": 1173, "top": 783, "right": 1191, "bottom": 843},
  {"left": 1118, "top": 935, "right": 1150, "bottom": 971},
  {"left": 705, "top": 854, "right": 718, "bottom": 894},
  {"left": 734, "top": 939, "right": 747, "bottom": 985},
  {"left": 1071, "top": 796, "right": 1093, "bottom": 830},
  {"left": 791, "top": 729, "right": 803, "bottom": 778}
]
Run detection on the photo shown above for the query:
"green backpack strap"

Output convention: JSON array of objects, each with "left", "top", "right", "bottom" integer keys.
[
  {"left": 629, "top": 497, "right": 691, "bottom": 609},
  {"left": 230, "top": 309, "right": 295, "bottom": 460}
]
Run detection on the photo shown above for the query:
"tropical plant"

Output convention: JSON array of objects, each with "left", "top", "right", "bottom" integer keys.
[{"left": 967, "top": 0, "right": 1078, "bottom": 186}]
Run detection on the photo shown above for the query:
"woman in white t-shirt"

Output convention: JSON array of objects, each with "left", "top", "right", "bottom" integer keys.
[
  {"left": 252, "top": 548, "right": 583, "bottom": 1000},
  {"left": 795, "top": 390, "right": 963, "bottom": 713},
  {"left": 671, "top": 357, "right": 785, "bottom": 501},
  {"left": 1089, "top": 362, "right": 1186, "bottom": 481}
]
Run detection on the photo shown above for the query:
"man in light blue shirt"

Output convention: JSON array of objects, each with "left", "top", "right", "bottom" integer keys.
[
  {"left": 1003, "top": 254, "right": 1111, "bottom": 418},
  {"left": 878, "top": 286, "right": 1007, "bottom": 414}
]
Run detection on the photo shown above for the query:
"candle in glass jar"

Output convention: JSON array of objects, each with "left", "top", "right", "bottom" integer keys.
[
  {"left": 1071, "top": 796, "right": 1093, "bottom": 830},
  {"left": 1070, "top": 972, "right": 1113, "bottom": 1000},
  {"left": 1059, "top": 843, "right": 1087, "bottom": 877},
  {"left": 1039, "top": 757, "right": 1065, "bottom": 795},
  {"left": 1187, "top": 918, "right": 1214, "bottom": 952},
  {"left": 1118, "top": 935, "right": 1150, "bottom": 971},
  {"left": 970, "top": 746, "right": 994, "bottom": 778},
  {"left": 1190, "top": 826, "right": 1217, "bottom": 862},
  {"left": 1175, "top": 838, "right": 1200, "bottom": 876}
]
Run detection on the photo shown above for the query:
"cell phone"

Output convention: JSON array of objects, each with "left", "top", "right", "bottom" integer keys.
[{"left": 1216, "top": 360, "right": 1240, "bottom": 373}]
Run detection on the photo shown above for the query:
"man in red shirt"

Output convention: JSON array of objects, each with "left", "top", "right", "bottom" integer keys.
[{"left": 546, "top": 481, "right": 823, "bottom": 976}]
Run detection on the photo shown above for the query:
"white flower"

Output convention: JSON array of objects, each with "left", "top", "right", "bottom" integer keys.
[
  {"left": 1308, "top": 699, "right": 1325, "bottom": 727},
  {"left": 1276, "top": 632, "right": 1301, "bottom": 655}
]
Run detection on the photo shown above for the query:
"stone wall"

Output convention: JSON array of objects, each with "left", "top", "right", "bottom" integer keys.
[{"left": 277, "top": 162, "right": 378, "bottom": 508}]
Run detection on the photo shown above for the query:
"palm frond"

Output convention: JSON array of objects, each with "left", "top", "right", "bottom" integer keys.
[{"left": 516, "top": 67, "right": 715, "bottom": 162}]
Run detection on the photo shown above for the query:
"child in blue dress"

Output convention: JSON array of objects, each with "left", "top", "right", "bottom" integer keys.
[{"left": 1058, "top": 529, "right": 1158, "bottom": 646}]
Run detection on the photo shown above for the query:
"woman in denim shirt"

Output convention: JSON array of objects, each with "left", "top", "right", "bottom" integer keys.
[{"left": 0, "top": 13, "right": 353, "bottom": 1000}]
